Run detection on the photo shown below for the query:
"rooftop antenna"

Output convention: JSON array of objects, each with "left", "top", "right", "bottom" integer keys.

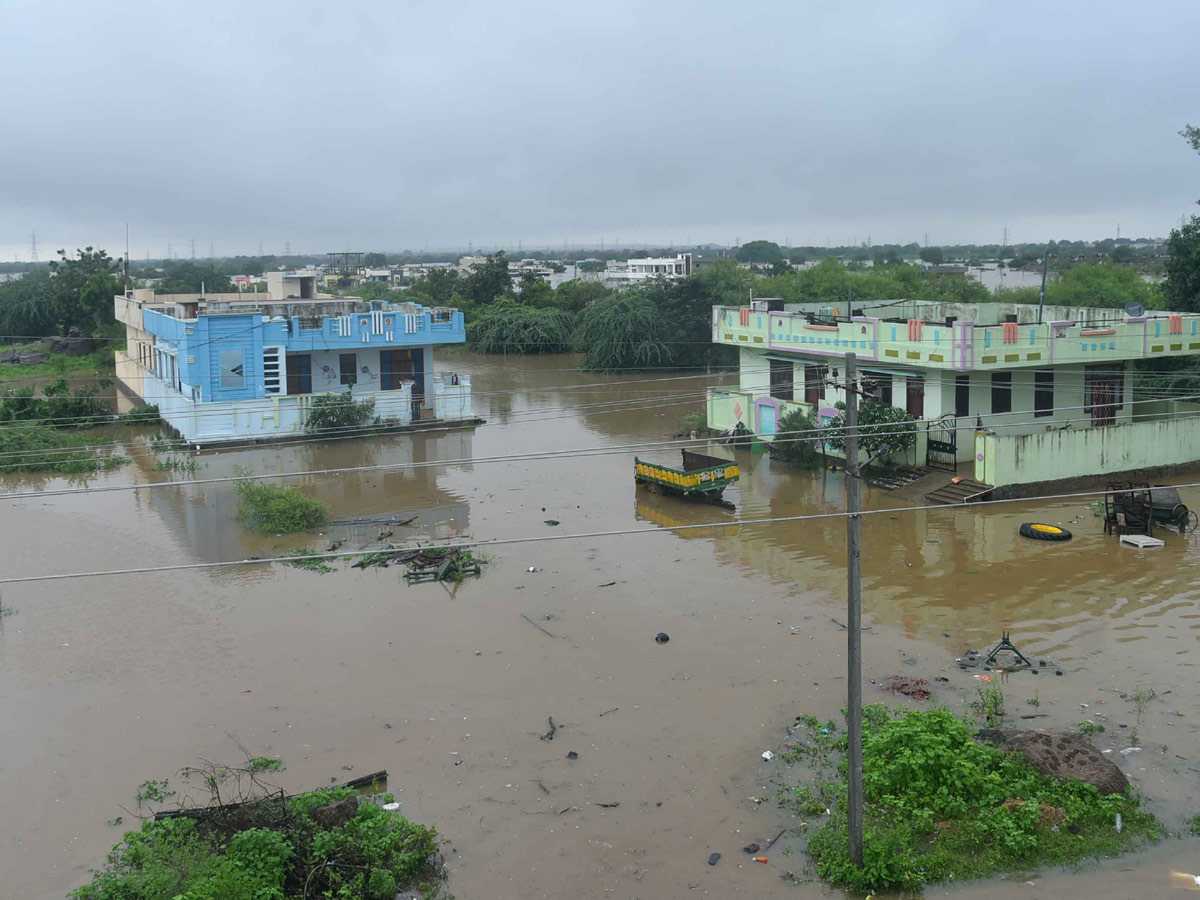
[{"left": 124, "top": 223, "right": 130, "bottom": 296}]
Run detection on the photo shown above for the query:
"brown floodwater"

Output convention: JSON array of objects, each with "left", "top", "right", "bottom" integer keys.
[{"left": 2, "top": 351, "right": 1199, "bottom": 899}]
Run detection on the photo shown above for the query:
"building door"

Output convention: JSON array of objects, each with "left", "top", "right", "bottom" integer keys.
[
  {"left": 906, "top": 377, "right": 925, "bottom": 419},
  {"left": 804, "top": 364, "right": 825, "bottom": 405},
  {"left": 769, "top": 358, "right": 794, "bottom": 401},
  {"left": 1085, "top": 365, "right": 1122, "bottom": 426},
  {"left": 758, "top": 403, "right": 778, "bottom": 437},
  {"left": 380, "top": 349, "right": 415, "bottom": 391},
  {"left": 285, "top": 353, "right": 312, "bottom": 395}
]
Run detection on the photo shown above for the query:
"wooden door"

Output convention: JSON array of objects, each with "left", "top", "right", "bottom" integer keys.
[
  {"left": 380, "top": 349, "right": 415, "bottom": 391},
  {"left": 285, "top": 353, "right": 311, "bottom": 395}
]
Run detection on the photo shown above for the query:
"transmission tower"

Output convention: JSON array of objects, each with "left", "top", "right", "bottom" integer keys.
[
  {"left": 1002, "top": 224, "right": 1009, "bottom": 248},
  {"left": 284, "top": 240, "right": 291, "bottom": 256},
  {"left": 189, "top": 238, "right": 196, "bottom": 260},
  {"left": 209, "top": 242, "right": 215, "bottom": 259},
  {"left": 29, "top": 232, "right": 39, "bottom": 262},
  {"left": 258, "top": 242, "right": 264, "bottom": 256}
]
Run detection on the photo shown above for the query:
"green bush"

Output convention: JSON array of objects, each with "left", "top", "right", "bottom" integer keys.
[
  {"left": 798, "top": 706, "right": 1158, "bottom": 893},
  {"left": 823, "top": 400, "right": 918, "bottom": 460},
  {"left": 305, "top": 393, "right": 377, "bottom": 434},
  {"left": 235, "top": 475, "right": 328, "bottom": 533},
  {"left": 771, "top": 407, "right": 822, "bottom": 467},
  {"left": 72, "top": 787, "right": 440, "bottom": 900},
  {"left": 116, "top": 404, "right": 161, "bottom": 426},
  {"left": 472, "top": 299, "right": 574, "bottom": 354}
]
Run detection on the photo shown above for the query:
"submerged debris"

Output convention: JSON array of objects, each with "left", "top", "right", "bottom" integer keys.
[
  {"left": 351, "top": 545, "right": 483, "bottom": 582},
  {"left": 886, "top": 676, "right": 931, "bottom": 700},
  {"left": 280, "top": 548, "right": 336, "bottom": 574}
]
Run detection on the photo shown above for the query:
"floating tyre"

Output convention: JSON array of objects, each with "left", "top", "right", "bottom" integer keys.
[{"left": 1019, "top": 522, "right": 1072, "bottom": 542}]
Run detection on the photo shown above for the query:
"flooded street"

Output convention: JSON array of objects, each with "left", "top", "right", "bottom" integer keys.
[{"left": 2, "top": 352, "right": 1200, "bottom": 899}]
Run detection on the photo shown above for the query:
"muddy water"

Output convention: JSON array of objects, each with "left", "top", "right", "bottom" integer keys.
[{"left": 2, "top": 352, "right": 1199, "bottom": 899}]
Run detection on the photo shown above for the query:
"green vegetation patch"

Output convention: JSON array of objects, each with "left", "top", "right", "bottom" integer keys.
[
  {"left": 771, "top": 407, "right": 823, "bottom": 468},
  {"left": 305, "top": 393, "right": 377, "bottom": 434},
  {"left": 0, "top": 347, "right": 114, "bottom": 382},
  {"left": 789, "top": 707, "right": 1157, "bottom": 893},
  {"left": 235, "top": 473, "right": 328, "bottom": 533},
  {"left": 0, "top": 426, "right": 127, "bottom": 474},
  {"left": 472, "top": 299, "right": 574, "bottom": 354},
  {"left": 72, "top": 788, "right": 441, "bottom": 899}
]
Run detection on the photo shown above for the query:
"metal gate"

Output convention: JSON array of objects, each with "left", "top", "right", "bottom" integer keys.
[{"left": 926, "top": 414, "right": 957, "bottom": 472}]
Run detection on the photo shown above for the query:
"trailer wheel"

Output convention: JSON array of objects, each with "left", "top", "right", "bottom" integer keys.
[{"left": 1019, "top": 522, "right": 1072, "bottom": 541}]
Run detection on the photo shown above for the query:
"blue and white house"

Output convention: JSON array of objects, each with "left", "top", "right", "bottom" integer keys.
[{"left": 115, "top": 287, "right": 474, "bottom": 444}]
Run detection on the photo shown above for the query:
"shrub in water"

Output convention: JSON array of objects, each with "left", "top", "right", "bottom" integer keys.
[
  {"left": 235, "top": 474, "right": 328, "bottom": 533},
  {"left": 771, "top": 407, "right": 822, "bottom": 468},
  {"left": 797, "top": 706, "right": 1157, "bottom": 892},
  {"left": 305, "top": 393, "right": 377, "bottom": 434}
]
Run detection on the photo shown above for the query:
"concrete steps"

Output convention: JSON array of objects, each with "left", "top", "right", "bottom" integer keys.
[{"left": 925, "top": 478, "right": 993, "bottom": 506}]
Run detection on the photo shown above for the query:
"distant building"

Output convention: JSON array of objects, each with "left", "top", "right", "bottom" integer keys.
[
  {"left": 601, "top": 253, "right": 693, "bottom": 286},
  {"left": 114, "top": 284, "right": 473, "bottom": 445}
]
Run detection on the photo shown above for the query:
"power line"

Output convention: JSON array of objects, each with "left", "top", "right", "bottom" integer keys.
[{"left": 2, "top": 479, "right": 1195, "bottom": 586}]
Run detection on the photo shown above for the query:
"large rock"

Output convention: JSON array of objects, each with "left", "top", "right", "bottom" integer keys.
[
  {"left": 43, "top": 327, "right": 97, "bottom": 357},
  {"left": 0, "top": 348, "right": 50, "bottom": 366},
  {"left": 310, "top": 795, "right": 359, "bottom": 828},
  {"left": 975, "top": 730, "right": 1129, "bottom": 795}
]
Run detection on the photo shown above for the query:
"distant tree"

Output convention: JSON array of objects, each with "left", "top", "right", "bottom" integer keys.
[
  {"left": 462, "top": 252, "right": 512, "bottom": 305},
  {"left": 918, "top": 247, "right": 945, "bottom": 265},
  {"left": 472, "top": 299, "right": 573, "bottom": 354},
  {"left": 49, "top": 247, "right": 122, "bottom": 333},
  {"left": 0, "top": 267, "right": 57, "bottom": 337},
  {"left": 1162, "top": 125, "right": 1200, "bottom": 312},
  {"left": 1110, "top": 245, "right": 1135, "bottom": 263},
  {"left": 1182, "top": 124, "right": 1200, "bottom": 156},
  {"left": 769, "top": 259, "right": 793, "bottom": 277},
  {"left": 553, "top": 279, "right": 611, "bottom": 312},
  {"left": 409, "top": 268, "right": 460, "bottom": 305},
  {"left": 572, "top": 293, "right": 671, "bottom": 372},
  {"left": 1162, "top": 219, "right": 1200, "bottom": 313},
  {"left": 736, "top": 240, "right": 785, "bottom": 264},
  {"left": 577, "top": 259, "right": 607, "bottom": 273},
  {"left": 363, "top": 252, "right": 389, "bottom": 267},
  {"left": 157, "top": 260, "right": 234, "bottom": 295},
  {"left": 519, "top": 273, "right": 555, "bottom": 307}
]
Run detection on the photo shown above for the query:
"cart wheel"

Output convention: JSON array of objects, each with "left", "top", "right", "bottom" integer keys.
[{"left": 1186, "top": 511, "right": 1199, "bottom": 534}]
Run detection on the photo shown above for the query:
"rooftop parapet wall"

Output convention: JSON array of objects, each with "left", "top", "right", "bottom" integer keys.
[{"left": 712, "top": 305, "right": 1200, "bottom": 371}]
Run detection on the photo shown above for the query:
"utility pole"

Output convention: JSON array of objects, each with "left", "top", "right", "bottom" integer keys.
[{"left": 844, "top": 351, "right": 864, "bottom": 867}]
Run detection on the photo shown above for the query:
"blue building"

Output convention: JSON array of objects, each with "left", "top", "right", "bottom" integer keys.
[{"left": 115, "top": 284, "right": 474, "bottom": 444}]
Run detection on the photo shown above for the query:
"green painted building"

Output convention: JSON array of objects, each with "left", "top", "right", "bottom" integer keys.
[{"left": 707, "top": 299, "right": 1200, "bottom": 491}]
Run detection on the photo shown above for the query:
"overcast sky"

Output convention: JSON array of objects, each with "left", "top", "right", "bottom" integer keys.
[{"left": 1, "top": 0, "right": 1197, "bottom": 261}]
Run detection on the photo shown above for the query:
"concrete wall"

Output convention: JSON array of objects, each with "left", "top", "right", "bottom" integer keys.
[
  {"left": 141, "top": 370, "right": 414, "bottom": 443},
  {"left": 977, "top": 408, "right": 1200, "bottom": 486}
]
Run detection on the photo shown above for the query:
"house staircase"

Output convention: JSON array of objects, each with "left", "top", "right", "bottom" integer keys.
[{"left": 925, "top": 478, "right": 993, "bottom": 506}]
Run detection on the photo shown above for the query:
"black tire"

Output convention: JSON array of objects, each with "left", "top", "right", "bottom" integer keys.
[{"left": 1020, "top": 522, "right": 1072, "bottom": 541}]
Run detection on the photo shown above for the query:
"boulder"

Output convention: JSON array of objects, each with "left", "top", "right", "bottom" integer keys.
[
  {"left": 43, "top": 327, "right": 97, "bottom": 357},
  {"left": 975, "top": 730, "right": 1129, "bottom": 796},
  {"left": 0, "top": 349, "right": 50, "bottom": 366},
  {"left": 310, "top": 795, "right": 359, "bottom": 828}
]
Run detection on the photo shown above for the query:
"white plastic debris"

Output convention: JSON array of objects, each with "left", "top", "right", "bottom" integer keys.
[
  {"left": 1119, "top": 747, "right": 1142, "bottom": 755},
  {"left": 761, "top": 751, "right": 774, "bottom": 761},
  {"left": 1115, "top": 813, "right": 1123, "bottom": 834},
  {"left": 382, "top": 802, "right": 401, "bottom": 811}
]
